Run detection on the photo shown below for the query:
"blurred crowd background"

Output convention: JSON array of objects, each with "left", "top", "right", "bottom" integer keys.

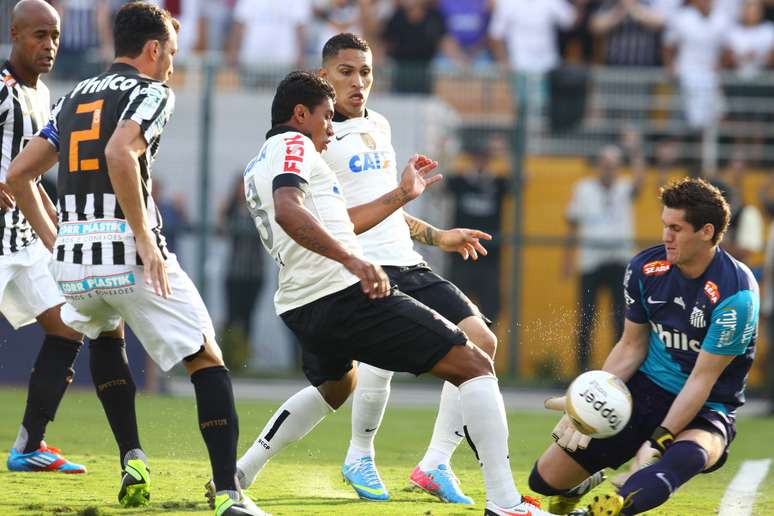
[{"left": 2, "top": 0, "right": 774, "bottom": 410}]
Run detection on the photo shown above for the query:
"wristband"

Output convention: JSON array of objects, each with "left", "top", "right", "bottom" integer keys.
[{"left": 649, "top": 426, "right": 675, "bottom": 453}]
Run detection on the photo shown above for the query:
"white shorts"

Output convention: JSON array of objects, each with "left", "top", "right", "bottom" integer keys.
[
  {"left": 49, "top": 255, "right": 215, "bottom": 371},
  {"left": 0, "top": 239, "right": 64, "bottom": 329}
]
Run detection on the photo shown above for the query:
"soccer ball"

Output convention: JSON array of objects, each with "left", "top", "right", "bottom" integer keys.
[{"left": 565, "top": 370, "right": 633, "bottom": 439}]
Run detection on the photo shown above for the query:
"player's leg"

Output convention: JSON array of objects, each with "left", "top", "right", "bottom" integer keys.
[
  {"left": 593, "top": 428, "right": 726, "bottom": 515},
  {"left": 529, "top": 444, "right": 607, "bottom": 513}
]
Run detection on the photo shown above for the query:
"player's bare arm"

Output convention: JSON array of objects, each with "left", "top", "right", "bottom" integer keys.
[
  {"left": 6, "top": 136, "right": 59, "bottom": 250},
  {"left": 105, "top": 119, "right": 171, "bottom": 298},
  {"left": 602, "top": 318, "right": 651, "bottom": 382},
  {"left": 404, "top": 212, "right": 492, "bottom": 261},
  {"left": 659, "top": 350, "right": 735, "bottom": 435},
  {"left": 0, "top": 181, "right": 14, "bottom": 211},
  {"left": 274, "top": 185, "right": 390, "bottom": 299},
  {"left": 348, "top": 154, "right": 439, "bottom": 234},
  {"left": 38, "top": 183, "right": 58, "bottom": 230}
]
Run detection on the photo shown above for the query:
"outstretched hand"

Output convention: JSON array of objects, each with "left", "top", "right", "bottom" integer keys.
[
  {"left": 437, "top": 228, "right": 492, "bottom": 260},
  {"left": 0, "top": 182, "right": 15, "bottom": 211},
  {"left": 399, "top": 154, "right": 441, "bottom": 201},
  {"left": 545, "top": 395, "right": 593, "bottom": 452}
]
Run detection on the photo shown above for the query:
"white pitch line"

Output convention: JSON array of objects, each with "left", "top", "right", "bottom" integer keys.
[{"left": 718, "top": 458, "right": 772, "bottom": 516}]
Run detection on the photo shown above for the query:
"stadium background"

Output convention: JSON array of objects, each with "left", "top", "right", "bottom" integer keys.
[{"left": 0, "top": 0, "right": 772, "bottom": 398}]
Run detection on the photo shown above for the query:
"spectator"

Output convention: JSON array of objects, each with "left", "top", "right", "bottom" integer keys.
[
  {"left": 226, "top": 0, "right": 312, "bottom": 87},
  {"left": 446, "top": 143, "right": 508, "bottom": 324},
  {"left": 590, "top": 0, "right": 680, "bottom": 67},
  {"left": 663, "top": 0, "right": 730, "bottom": 131},
  {"left": 563, "top": 136, "right": 645, "bottom": 372},
  {"left": 151, "top": 179, "right": 189, "bottom": 258},
  {"left": 559, "top": 0, "right": 601, "bottom": 64},
  {"left": 435, "top": 0, "right": 494, "bottom": 71},
  {"left": 489, "top": 0, "right": 576, "bottom": 130},
  {"left": 382, "top": 0, "right": 446, "bottom": 93},
  {"left": 220, "top": 175, "right": 265, "bottom": 345},
  {"left": 313, "top": 0, "right": 365, "bottom": 55},
  {"left": 713, "top": 160, "right": 764, "bottom": 265},
  {"left": 52, "top": 0, "right": 112, "bottom": 81},
  {"left": 759, "top": 175, "right": 774, "bottom": 416}
]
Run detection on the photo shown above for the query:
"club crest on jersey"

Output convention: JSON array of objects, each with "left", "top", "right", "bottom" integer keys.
[
  {"left": 2, "top": 74, "right": 16, "bottom": 87},
  {"left": 704, "top": 281, "right": 720, "bottom": 304},
  {"left": 361, "top": 133, "right": 377, "bottom": 150},
  {"left": 690, "top": 306, "right": 706, "bottom": 328},
  {"left": 643, "top": 260, "right": 671, "bottom": 276}
]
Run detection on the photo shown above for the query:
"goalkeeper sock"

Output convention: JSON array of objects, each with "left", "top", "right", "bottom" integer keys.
[
  {"left": 89, "top": 337, "right": 141, "bottom": 466},
  {"left": 459, "top": 375, "right": 520, "bottom": 508},
  {"left": 419, "top": 381, "right": 463, "bottom": 470},
  {"left": 18, "top": 336, "right": 82, "bottom": 453},
  {"left": 618, "top": 441, "right": 707, "bottom": 515},
  {"left": 346, "top": 364, "right": 392, "bottom": 463},
  {"left": 191, "top": 366, "right": 239, "bottom": 492},
  {"left": 238, "top": 385, "right": 333, "bottom": 488}
]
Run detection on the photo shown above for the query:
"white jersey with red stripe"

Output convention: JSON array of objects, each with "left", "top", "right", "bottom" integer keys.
[{"left": 243, "top": 126, "right": 360, "bottom": 314}]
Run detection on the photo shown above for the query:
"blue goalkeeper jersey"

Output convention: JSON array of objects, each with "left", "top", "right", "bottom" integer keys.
[{"left": 624, "top": 245, "right": 758, "bottom": 414}]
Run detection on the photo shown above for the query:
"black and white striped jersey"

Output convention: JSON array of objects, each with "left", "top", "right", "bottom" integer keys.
[
  {"left": 0, "top": 61, "right": 51, "bottom": 256},
  {"left": 39, "top": 62, "right": 175, "bottom": 265}
]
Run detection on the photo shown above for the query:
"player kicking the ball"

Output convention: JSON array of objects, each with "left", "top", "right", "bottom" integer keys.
[
  {"left": 8, "top": 3, "right": 265, "bottom": 514},
  {"left": 223, "top": 71, "right": 555, "bottom": 516},
  {"left": 528, "top": 178, "right": 758, "bottom": 516}
]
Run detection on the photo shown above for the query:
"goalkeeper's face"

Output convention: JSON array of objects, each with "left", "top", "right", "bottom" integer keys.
[
  {"left": 320, "top": 48, "right": 373, "bottom": 119},
  {"left": 661, "top": 206, "right": 714, "bottom": 266}
]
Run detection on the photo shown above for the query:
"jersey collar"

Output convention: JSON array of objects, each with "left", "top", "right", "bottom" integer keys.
[
  {"left": 108, "top": 62, "right": 141, "bottom": 75},
  {"left": 2, "top": 60, "right": 35, "bottom": 88},
  {"left": 265, "top": 125, "right": 309, "bottom": 140},
  {"left": 333, "top": 108, "right": 368, "bottom": 122}
]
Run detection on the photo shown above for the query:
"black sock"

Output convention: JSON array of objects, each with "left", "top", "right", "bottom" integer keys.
[
  {"left": 89, "top": 337, "right": 141, "bottom": 466},
  {"left": 190, "top": 366, "right": 239, "bottom": 492},
  {"left": 20, "top": 335, "right": 82, "bottom": 453}
]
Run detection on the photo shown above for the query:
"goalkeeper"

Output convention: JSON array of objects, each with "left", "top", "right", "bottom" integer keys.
[{"left": 528, "top": 178, "right": 759, "bottom": 516}]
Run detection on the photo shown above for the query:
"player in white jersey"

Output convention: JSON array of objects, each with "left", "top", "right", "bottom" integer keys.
[
  {"left": 218, "top": 71, "right": 555, "bottom": 516},
  {"left": 320, "top": 33, "right": 499, "bottom": 504},
  {"left": 0, "top": 0, "right": 90, "bottom": 475}
]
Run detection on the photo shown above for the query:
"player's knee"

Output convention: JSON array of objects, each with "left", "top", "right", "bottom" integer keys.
[
  {"left": 36, "top": 305, "right": 82, "bottom": 342},
  {"left": 529, "top": 463, "right": 564, "bottom": 496},
  {"left": 451, "top": 343, "right": 494, "bottom": 384},
  {"left": 474, "top": 329, "right": 498, "bottom": 359},
  {"left": 317, "top": 372, "right": 356, "bottom": 409}
]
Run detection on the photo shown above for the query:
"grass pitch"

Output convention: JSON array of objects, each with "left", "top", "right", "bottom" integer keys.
[{"left": 0, "top": 386, "right": 772, "bottom": 515}]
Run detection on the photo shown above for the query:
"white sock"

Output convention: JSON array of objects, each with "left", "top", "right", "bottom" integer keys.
[
  {"left": 419, "top": 381, "right": 463, "bottom": 471},
  {"left": 237, "top": 386, "right": 333, "bottom": 488},
  {"left": 345, "top": 363, "right": 393, "bottom": 464},
  {"left": 459, "top": 376, "right": 520, "bottom": 508}
]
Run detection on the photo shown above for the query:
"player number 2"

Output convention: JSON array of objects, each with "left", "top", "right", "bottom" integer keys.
[
  {"left": 245, "top": 179, "right": 274, "bottom": 250},
  {"left": 69, "top": 99, "right": 104, "bottom": 173}
]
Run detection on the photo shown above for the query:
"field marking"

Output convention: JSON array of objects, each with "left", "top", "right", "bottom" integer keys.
[{"left": 718, "top": 458, "right": 771, "bottom": 516}]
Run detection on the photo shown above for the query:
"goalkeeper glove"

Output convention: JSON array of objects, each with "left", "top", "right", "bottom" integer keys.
[
  {"left": 649, "top": 426, "right": 675, "bottom": 454},
  {"left": 545, "top": 396, "right": 592, "bottom": 452}
]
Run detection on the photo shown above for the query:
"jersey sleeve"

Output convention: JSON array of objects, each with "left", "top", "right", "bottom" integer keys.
[
  {"left": 38, "top": 95, "right": 65, "bottom": 150},
  {"left": 120, "top": 83, "right": 175, "bottom": 145},
  {"left": 623, "top": 259, "right": 648, "bottom": 324},
  {"left": 269, "top": 133, "right": 313, "bottom": 191},
  {"left": 0, "top": 85, "right": 10, "bottom": 128},
  {"left": 702, "top": 290, "right": 759, "bottom": 356}
]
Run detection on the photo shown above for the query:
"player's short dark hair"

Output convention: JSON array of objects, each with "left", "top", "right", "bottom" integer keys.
[
  {"left": 659, "top": 177, "right": 730, "bottom": 245},
  {"left": 114, "top": 2, "right": 179, "bottom": 59},
  {"left": 271, "top": 71, "right": 336, "bottom": 126},
  {"left": 322, "top": 33, "right": 370, "bottom": 63}
]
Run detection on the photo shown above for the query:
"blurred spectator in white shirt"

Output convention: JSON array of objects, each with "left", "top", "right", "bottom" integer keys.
[
  {"left": 312, "top": 0, "right": 364, "bottom": 56},
  {"left": 227, "top": 0, "right": 312, "bottom": 86},
  {"left": 663, "top": 0, "right": 731, "bottom": 130},
  {"left": 591, "top": 0, "right": 679, "bottom": 67},
  {"left": 724, "top": 0, "right": 774, "bottom": 81}
]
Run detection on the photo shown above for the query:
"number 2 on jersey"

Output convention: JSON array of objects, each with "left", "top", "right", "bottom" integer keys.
[{"left": 69, "top": 99, "right": 104, "bottom": 173}]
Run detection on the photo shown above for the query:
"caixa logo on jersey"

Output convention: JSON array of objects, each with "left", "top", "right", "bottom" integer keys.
[
  {"left": 349, "top": 152, "right": 391, "bottom": 173},
  {"left": 650, "top": 321, "right": 701, "bottom": 353}
]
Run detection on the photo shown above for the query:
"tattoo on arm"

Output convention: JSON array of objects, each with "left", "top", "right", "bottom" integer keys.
[
  {"left": 382, "top": 185, "right": 411, "bottom": 206},
  {"left": 293, "top": 222, "right": 330, "bottom": 254},
  {"left": 405, "top": 214, "right": 437, "bottom": 246}
]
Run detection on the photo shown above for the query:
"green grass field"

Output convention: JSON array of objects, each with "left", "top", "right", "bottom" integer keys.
[{"left": 1, "top": 387, "right": 772, "bottom": 516}]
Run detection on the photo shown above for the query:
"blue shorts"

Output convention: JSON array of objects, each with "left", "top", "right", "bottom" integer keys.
[{"left": 566, "top": 372, "right": 736, "bottom": 474}]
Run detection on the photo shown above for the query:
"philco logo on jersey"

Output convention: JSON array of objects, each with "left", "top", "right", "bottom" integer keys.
[
  {"left": 650, "top": 321, "right": 701, "bottom": 353},
  {"left": 283, "top": 134, "right": 305, "bottom": 174},
  {"left": 643, "top": 260, "right": 671, "bottom": 276},
  {"left": 349, "top": 152, "right": 392, "bottom": 173},
  {"left": 704, "top": 281, "right": 720, "bottom": 304},
  {"left": 70, "top": 74, "right": 139, "bottom": 97}
]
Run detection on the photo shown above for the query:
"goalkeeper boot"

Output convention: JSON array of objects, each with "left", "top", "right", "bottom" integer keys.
[
  {"left": 409, "top": 464, "right": 473, "bottom": 504},
  {"left": 485, "top": 496, "right": 559, "bottom": 515},
  {"left": 7, "top": 441, "right": 86, "bottom": 473},
  {"left": 118, "top": 449, "right": 150, "bottom": 507},
  {"left": 342, "top": 455, "right": 389, "bottom": 501},
  {"left": 548, "top": 470, "right": 606, "bottom": 513},
  {"left": 586, "top": 493, "right": 624, "bottom": 516},
  {"left": 213, "top": 490, "right": 269, "bottom": 516}
]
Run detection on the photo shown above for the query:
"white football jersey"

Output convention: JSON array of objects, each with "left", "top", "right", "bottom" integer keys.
[
  {"left": 244, "top": 127, "right": 360, "bottom": 314},
  {"left": 323, "top": 110, "right": 423, "bottom": 267}
]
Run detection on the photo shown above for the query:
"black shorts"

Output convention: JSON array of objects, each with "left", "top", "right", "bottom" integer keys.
[
  {"left": 566, "top": 372, "right": 736, "bottom": 474},
  {"left": 383, "top": 263, "right": 487, "bottom": 325},
  {"left": 281, "top": 283, "right": 468, "bottom": 387}
]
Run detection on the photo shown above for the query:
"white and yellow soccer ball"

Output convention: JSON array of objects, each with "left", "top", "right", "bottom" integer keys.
[{"left": 565, "top": 370, "right": 633, "bottom": 439}]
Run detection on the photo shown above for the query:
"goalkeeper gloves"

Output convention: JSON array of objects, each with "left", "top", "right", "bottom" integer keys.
[
  {"left": 649, "top": 426, "right": 675, "bottom": 454},
  {"left": 545, "top": 396, "right": 592, "bottom": 452}
]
